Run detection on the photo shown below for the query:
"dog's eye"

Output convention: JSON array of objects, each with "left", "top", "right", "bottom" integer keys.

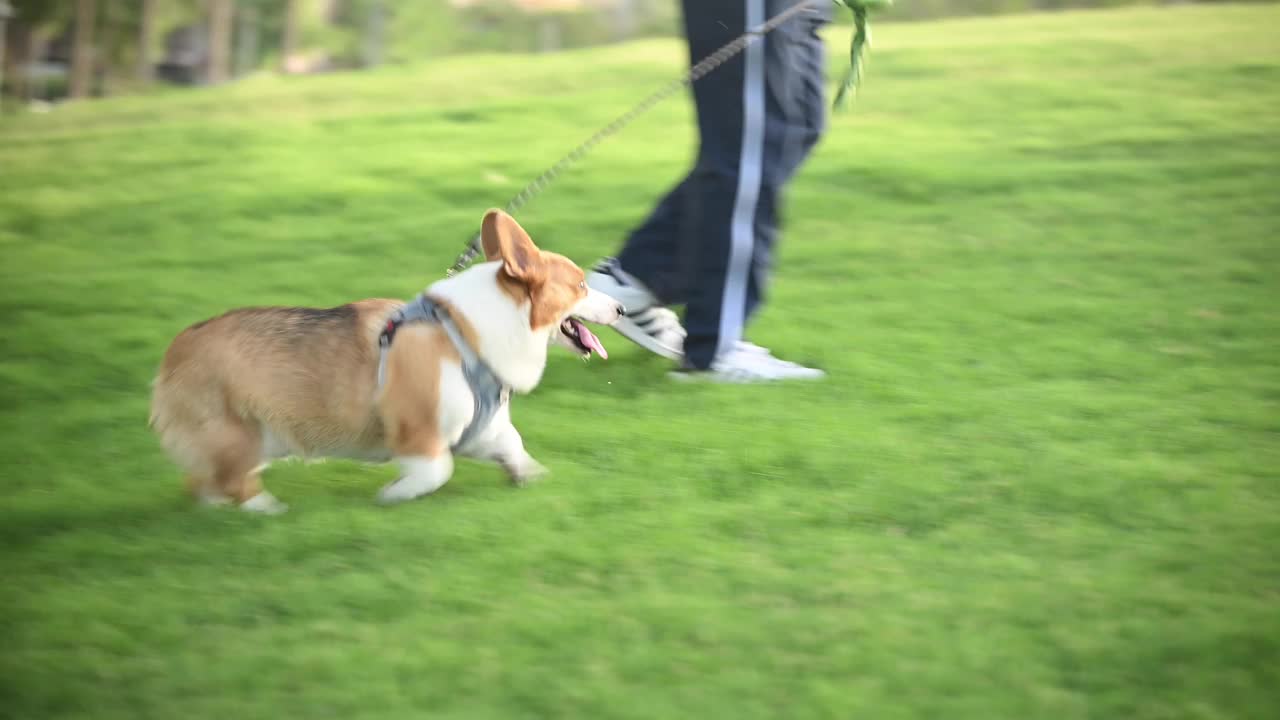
[{"left": 579, "top": 281, "right": 586, "bottom": 290}]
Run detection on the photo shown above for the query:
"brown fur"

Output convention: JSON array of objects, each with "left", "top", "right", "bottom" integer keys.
[
  {"left": 150, "top": 300, "right": 407, "bottom": 498},
  {"left": 378, "top": 322, "right": 457, "bottom": 461},
  {"left": 481, "top": 210, "right": 588, "bottom": 331},
  {"left": 529, "top": 253, "right": 589, "bottom": 330},
  {"left": 149, "top": 209, "right": 597, "bottom": 507}
]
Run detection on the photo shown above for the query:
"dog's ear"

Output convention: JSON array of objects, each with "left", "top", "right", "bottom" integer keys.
[{"left": 480, "top": 209, "right": 541, "bottom": 281}]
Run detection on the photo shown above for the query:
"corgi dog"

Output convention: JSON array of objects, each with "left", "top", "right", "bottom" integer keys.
[{"left": 149, "top": 209, "right": 624, "bottom": 513}]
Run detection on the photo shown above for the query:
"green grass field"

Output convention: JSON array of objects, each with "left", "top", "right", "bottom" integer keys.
[{"left": 3, "top": 4, "right": 1279, "bottom": 718}]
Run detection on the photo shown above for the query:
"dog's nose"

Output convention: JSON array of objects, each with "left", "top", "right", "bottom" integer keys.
[{"left": 616, "top": 304, "right": 627, "bottom": 317}]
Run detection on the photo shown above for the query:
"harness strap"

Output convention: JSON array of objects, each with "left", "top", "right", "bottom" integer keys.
[{"left": 377, "top": 295, "right": 510, "bottom": 451}]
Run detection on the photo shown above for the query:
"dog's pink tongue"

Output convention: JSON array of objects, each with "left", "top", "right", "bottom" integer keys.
[{"left": 573, "top": 320, "right": 608, "bottom": 359}]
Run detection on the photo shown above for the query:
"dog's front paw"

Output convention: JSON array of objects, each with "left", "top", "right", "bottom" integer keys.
[
  {"left": 380, "top": 456, "right": 453, "bottom": 505},
  {"left": 240, "top": 491, "right": 288, "bottom": 515},
  {"left": 509, "top": 457, "right": 549, "bottom": 487},
  {"left": 377, "top": 475, "right": 444, "bottom": 505},
  {"left": 377, "top": 479, "right": 420, "bottom": 505},
  {"left": 197, "top": 488, "right": 233, "bottom": 507}
]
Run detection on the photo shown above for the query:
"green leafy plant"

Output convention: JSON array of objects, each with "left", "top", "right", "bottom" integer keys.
[{"left": 832, "top": 0, "right": 894, "bottom": 109}]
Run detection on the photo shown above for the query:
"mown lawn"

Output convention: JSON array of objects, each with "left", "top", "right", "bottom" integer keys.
[{"left": 2, "top": 5, "right": 1278, "bottom": 719}]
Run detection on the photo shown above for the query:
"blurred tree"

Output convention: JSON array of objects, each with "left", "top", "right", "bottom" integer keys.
[
  {"left": 69, "top": 0, "right": 94, "bottom": 97},
  {"left": 362, "top": 0, "right": 385, "bottom": 68},
  {"left": 236, "top": 2, "right": 260, "bottom": 76},
  {"left": 281, "top": 1, "right": 460, "bottom": 70},
  {"left": 608, "top": 0, "right": 637, "bottom": 40},
  {"left": 0, "top": 1, "right": 13, "bottom": 96},
  {"left": 4, "top": 1, "right": 69, "bottom": 100},
  {"left": 0, "top": 0, "right": 1203, "bottom": 101},
  {"left": 400, "top": 0, "right": 464, "bottom": 60},
  {"left": 280, "top": 0, "right": 299, "bottom": 71},
  {"left": 207, "top": 0, "right": 233, "bottom": 83},
  {"left": 138, "top": 0, "right": 156, "bottom": 83}
]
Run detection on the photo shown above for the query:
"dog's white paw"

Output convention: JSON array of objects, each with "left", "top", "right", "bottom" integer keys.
[
  {"left": 240, "top": 491, "right": 288, "bottom": 515},
  {"left": 377, "top": 476, "right": 444, "bottom": 504},
  {"left": 377, "top": 479, "right": 418, "bottom": 505},
  {"left": 197, "top": 488, "right": 233, "bottom": 507},
  {"left": 510, "top": 457, "right": 549, "bottom": 487},
  {"left": 379, "top": 456, "right": 452, "bottom": 505}
]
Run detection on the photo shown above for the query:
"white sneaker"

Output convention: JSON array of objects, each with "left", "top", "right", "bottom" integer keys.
[
  {"left": 587, "top": 258, "right": 686, "bottom": 361},
  {"left": 669, "top": 342, "right": 825, "bottom": 383}
]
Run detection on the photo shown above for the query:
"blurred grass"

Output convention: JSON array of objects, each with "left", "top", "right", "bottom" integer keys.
[{"left": 2, "top": 4, "right": 1279, "bottom": 719}]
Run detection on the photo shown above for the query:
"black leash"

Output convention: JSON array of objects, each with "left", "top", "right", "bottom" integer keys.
[
  {"left": 444, "top": 0, "right": 892, "bottom": 276},
  {"left": 444, "top": 0, "right": 826, "bottom": 277}
]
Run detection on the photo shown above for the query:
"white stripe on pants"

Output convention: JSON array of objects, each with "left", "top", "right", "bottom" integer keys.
[{"left": 715, "top": 0, "right": 768, "bottom": 361}]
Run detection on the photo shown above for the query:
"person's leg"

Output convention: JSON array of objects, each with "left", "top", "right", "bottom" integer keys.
[
  {"left": 584, "top": 4, "right": 719, "bottom": 360},
  {"left": 588, "top": 191, "right": 689, "bottom": 359},
  {"left": 613, "top": 175, "right": 694, "bottom": 305},
  {"left": 677, "top": 0, "right": 828, "bottom": 379},
  {"left": 745, "top": 1, "right": 829, "bottom": 320},
  {"left": 589, "top": 0, "right": 827, "bottom": 374},
  {"left": 675, "top": 0, "right": 753, "bottom": 370}
]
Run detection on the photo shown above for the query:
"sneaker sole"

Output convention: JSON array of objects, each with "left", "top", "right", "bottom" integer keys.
[
  {"left": 667, "top": 369, "right": 827, "bottom": 384},
  {"left": 611, "top": 316, "right": 684, "bottom": 361}
]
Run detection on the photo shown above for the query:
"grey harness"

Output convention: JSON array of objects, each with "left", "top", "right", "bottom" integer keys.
[{"left": 377, "top": 294, "right": 510, "bottom": 451}]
